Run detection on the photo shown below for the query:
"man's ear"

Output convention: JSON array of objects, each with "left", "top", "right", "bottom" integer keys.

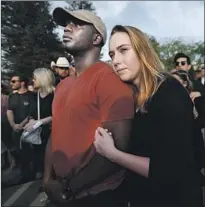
[
  {"left": 93, "top": 34, "right": 103, "bottom": 46},
  {"left": 188, "top": 64, "right": 191, "bottom": 70}
]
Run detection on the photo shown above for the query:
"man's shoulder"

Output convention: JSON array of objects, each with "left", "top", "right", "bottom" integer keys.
[
  {"left": 87, "top": 61, "right": 113, "bottom": 76},
  {"left": 9, "top": 92, "right": 18, "bottom": 99},
  {"left": 95, "top": 62, "right": 132, "bottom": 91},
  {"left": 24, "top": 91, "right": 36, "bottom": 98}
]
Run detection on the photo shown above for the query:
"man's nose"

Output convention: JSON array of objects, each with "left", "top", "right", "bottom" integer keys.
[{"left": 64, "top": 24, "right": 73, "bottom": 33}]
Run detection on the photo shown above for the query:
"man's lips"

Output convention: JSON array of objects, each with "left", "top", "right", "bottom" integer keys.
[{"left": 63, "top": 36, "right": 72, "bottom": 42}]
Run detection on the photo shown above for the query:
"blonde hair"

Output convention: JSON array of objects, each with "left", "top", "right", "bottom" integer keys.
[
  {"left": 111, "top": 25, "right": 166, "bottom": 111},
  {"left": 33, "top": 68, "right": 55, "bottom": 94}
]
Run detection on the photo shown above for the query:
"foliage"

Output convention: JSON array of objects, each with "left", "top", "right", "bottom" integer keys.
[{"left": 1, "top": 1, "right": 65, "bottom": 80}]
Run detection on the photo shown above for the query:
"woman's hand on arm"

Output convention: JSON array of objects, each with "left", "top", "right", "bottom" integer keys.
[
  {"left": 94, "top": 127, "right": 150, "bottom": 178},
  {"left": 94, "top": 127, "right": 117, "bottom": 160}
]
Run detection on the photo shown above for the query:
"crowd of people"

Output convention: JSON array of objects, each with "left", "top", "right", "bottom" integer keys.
[{"left": 1, "top": 6, "right": 205, "bottom": 207}]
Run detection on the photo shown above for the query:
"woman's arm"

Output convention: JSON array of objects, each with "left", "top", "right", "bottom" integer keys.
[
  {"left": 111, "top": 150, "right": 149, "bottom": 177},
  {"left": 23, "top": 116, "right": 52, "bottom": 131},
  {"left": 41, "top": 116, "right": 52, "bottom": 125},
  {"left": 94, "top": 127, "right": 150, "bottom": 178}
]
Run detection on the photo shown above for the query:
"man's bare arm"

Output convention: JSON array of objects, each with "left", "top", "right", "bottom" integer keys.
[{"left": 68, "top": 119, "right": 133, "bottom": 193}]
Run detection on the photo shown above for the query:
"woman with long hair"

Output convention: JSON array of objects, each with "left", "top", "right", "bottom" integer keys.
[
  {"left": 94, "top": 25, "right": 203, "bottom": 206},
  {"left": 24, "top": 68, "right": 55, "bottom": 179}
]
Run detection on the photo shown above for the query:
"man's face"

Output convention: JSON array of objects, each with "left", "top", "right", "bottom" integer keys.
[
  {"left": 56, "top": 67, "right": 69, "bottom": 78},
  {"left": 62, "top": 18, "right": 95, "bottom": 54},
  {"left": 10, "top": 76, "right": 21, "bottom": 90},
  {"left": 175, "top": 57, "right": 191, "bottom": 71}
]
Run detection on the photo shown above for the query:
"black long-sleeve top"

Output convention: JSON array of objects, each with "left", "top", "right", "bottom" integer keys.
[{"left": 124, "top": 76, "right": 203, "bottom": 206}]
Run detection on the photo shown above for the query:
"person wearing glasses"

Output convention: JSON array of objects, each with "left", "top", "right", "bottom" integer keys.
[
  {"left": 174, "top": 53, "right": 205, "bottom": 96},
  {"left": 7, "top": 73, "right": 35, "bottom": 181}
]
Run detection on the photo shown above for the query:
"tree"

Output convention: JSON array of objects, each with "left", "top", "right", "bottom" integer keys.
[
  {"left": 1, "top": 1, "right": 65, "bottom": 79},
  {"left": 148, "top": 35, "right": 161, "bottom": 57},
  {"left": 159, "top": 39, "right": 204, "bottom": 71},
  {"left": 66, "top": 1, "right": 95, "bottom": 12}
]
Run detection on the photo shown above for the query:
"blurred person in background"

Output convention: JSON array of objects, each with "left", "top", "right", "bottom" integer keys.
[
  {"left": 195, "top": 69, "right": 203, "bottom": 81},
  {"left": 171, "top": 69, "right": 205, "bottom": 186},
  {"left": 24, "top": 68, "right": 55, "bottom": 180},
  {"left": 7, "top": 73, "right": 35, "bottom": 180},
  {"left": 198, "top": 65, "right": 205, "bottom": 87},
  {"left": 174, "top": 53, "right": 205, "bottom": 95},
  {"left": 51, "top": 57, "right": 75, "bottom": 86},
  {"left": 1, "top": 83, "right": 15, "bottom": 169}
]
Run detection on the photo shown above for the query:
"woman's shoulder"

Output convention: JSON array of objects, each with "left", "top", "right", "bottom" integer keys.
[
  {"left": 156, "top": 75, "right": 188, "bottom": 98},
  {"left": 150, "top": 75, "right": 192, "bottom": 108},
  {"left": 46, "top": 92, "right": 54, "bottom": 102}
]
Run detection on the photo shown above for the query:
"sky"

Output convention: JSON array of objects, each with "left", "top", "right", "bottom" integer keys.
[{"left": 50, "top": 1, "right": 204, "bottom": 61}]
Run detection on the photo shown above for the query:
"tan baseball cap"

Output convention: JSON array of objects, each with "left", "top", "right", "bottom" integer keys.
[{"left": 53, "top": 7, "right": 107, "bottom": 45}]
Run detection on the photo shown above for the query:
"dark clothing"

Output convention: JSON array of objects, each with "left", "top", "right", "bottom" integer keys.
[
  {"left": 2, "top": 120, "right": 13, "bottom": 149},
  {"left": 123, "top": 77, "right": 203, "bottom": 206},
  {"left": 54, "top": 73, "right": 61, "bottom": 86},
  {"left": 8, "top": 91, "right": 35, "bottom": 124},
  {"left": 30, "top": 92, "right": 54, "bottom": 173},
  {"left": 32, "top": 143, "right": 47, "bottom": 174},
  {"left": 20, "top": 142, "right": 33, "bottom": 177},
  {"left": 192, "top": 79, "right": 205, "bottom": 95},
  {"left": 30, "top": 92, "right": 54, "bottom": 144},
  {"left": 8, "top": 91, "right": 35, "bottom": 153},
  {"left": 67, "top": 190, "right": 127, "bottom": 207},
  {"left": 188, "top": 69, "right": 205, "bottom": 95},
  {"left": 1, "top": 94, "right": 13, "bottom": 149},
  {"left": 194, "top": 96, "right": 205, "bottom": 186},
  {"left": 195, "top": 95, "right": 205, "bottom": 129}
]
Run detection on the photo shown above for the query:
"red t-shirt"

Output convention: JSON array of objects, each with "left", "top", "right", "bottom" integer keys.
[{"left": 52, "top": 62, "right": 134, "bottom": 191}]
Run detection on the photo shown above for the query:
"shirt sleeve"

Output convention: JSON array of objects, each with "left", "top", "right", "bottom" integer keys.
[
  {"left": 148, "top": 79, "right": 200, "bottom": 204},
  {"left": 96, "top": 72, "right": 135, "bottom": 122}
]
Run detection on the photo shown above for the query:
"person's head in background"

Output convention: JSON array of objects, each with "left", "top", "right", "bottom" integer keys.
[
  {"left": 10, "top": 73, "right": 29, "bottom": 92},
  {"left": 28, "top": 84, "right": 35, "bottom": 92},
  {"left": 1, "top": 83, "right": 11, "bottom": 95},
  {"left": 174, "top": 53, "right": 191, "bottom": 71},
  {"left": 194, "top": 69, "right": 202, "bottom": 80},
  {"left": 54, "top": 57, "right": 70, "bottom": 79},
  {"left": 33, "top": 68, "right": 55, "bottom": 94},
  {"left": 171, "top": 70, "right": 193, "bottom": 93},
  {"left": 109, "top": 25, "right": 165, "bottom": 110}
]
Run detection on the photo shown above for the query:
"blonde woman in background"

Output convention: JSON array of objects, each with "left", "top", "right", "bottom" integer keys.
[
  {"left": 24, "top": 68, "right": 55, "bottom": 179},
  {"left": 94, "top": 25, "right": 203, "bottom": 206}
]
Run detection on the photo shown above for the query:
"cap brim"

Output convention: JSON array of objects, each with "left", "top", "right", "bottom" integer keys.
[{"left": 53, "top": 7, "right": 90, "bottom": 27}]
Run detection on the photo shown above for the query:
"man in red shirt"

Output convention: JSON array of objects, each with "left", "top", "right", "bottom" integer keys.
[{"left": 43, "top": 8, "right": 135, "bottom": 207}]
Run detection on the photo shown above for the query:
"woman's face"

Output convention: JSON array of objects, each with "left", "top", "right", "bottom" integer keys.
[
  {"left": 109, "top": 32, "right": 141, "bottom": 83},
  {"left": 32, "top": 76, "right": 39, "bottom": 89}
]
